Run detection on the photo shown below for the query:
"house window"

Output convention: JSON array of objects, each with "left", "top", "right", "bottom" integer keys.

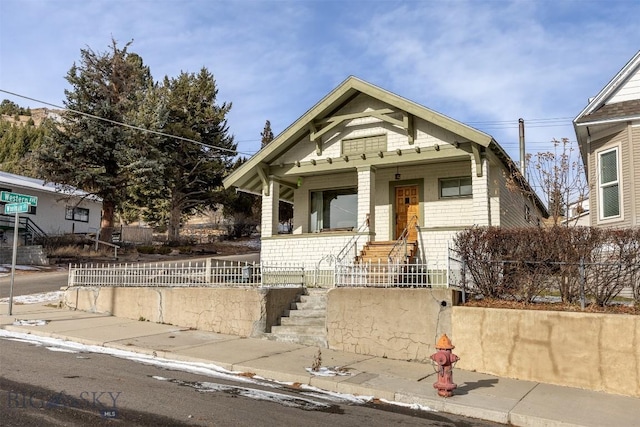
[
  {"left": 440, "top": 177, "right": 472, "bottom": 198},
  {"left": 598, "top": 148, "right": 620, "bottom": 219},
  {"left": 66, "top": 206, "right": 89, "bottom": 222},
  {"left": 342, "top": 135, "right": 387, "bottom": 156},
  {"left": 310, "top": 188, "right": 357, "bottom": 232}
]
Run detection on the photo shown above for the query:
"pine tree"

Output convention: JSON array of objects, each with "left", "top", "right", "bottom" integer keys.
[
  {"left": 136, "top": 68, "right": 236, "bottom": 242},
  {"left": 36, "top": 39, "right": 157, "bottom": 242},
  {"left": 260, "top": 120, "right": 274, "bottom": 148}
]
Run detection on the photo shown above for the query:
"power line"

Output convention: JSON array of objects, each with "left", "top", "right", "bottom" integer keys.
[{"left": 0, "top": 89, "right": 255, "bottom": 157}]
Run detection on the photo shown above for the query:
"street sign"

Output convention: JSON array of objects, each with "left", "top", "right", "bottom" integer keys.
[
  {"left": 0, "top": 191, "right": 38, "bottom": 206},
  {"left": 4, "top": 202, "right": 30, "bottom": 214}
]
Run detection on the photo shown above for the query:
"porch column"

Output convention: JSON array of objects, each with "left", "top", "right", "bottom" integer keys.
[
  {"left": 261, "top": 179, "right": 280, "bottom": 238},
  {"left": 472, "top": 156, "right": 491, "bottom": 226},
  {"left": 357, "top": 166, "right": 376, "bottom": 232}
]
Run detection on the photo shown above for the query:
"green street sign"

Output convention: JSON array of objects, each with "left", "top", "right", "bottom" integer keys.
[
  {"left": 4, "top": 202, "right": 29, "bottom": 214},
  {"left": 0, "top": 191, "right": 38, "bottom": 206}
]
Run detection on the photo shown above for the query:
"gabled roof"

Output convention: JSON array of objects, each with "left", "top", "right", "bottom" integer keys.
[
  {"left": 224, "top": 76, "right": 493, "bottom": 190},
  {"left": 224, "top": 76, "right": 547, "bottom": 217},
  {"left": 574, "top": 51, "right": 640, "bottom": 163}
]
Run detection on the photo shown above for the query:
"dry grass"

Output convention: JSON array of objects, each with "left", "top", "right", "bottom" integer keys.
[{"left": 463, "top": 298, "right": 639, "bottom": 315}]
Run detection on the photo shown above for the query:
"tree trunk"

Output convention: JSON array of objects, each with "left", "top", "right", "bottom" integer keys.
[
  {"left": 167, "top": 192, "right": 183, "bottom": 243},
  {"left": 99, "top": 200, "right": 116, "bottom": 242}
]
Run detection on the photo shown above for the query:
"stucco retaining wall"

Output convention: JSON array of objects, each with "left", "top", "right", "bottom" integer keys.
[
  {"left": 63, "top": 286, "right": 302, "bottom": 337},
  {"left": 0, "top": 245, "right": 48, "bottom": 265},
  {"left": 326, "top": 288, "right": 458, "bottom": 362},
  {"left": 452, "top": 306, "right": 640, "bottom": 398}
]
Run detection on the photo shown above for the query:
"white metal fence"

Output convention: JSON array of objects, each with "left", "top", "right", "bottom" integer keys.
[{"left": 67, "top": 259, "right": 453, "bottom": 288}]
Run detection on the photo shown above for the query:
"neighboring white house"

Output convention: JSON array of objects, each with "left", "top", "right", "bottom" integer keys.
[
  {"left": 0, "top": 171, "right": 102, "bottom": 244},
  {"left": 224, "top": 77, "right": 547, "bottom": 267}
]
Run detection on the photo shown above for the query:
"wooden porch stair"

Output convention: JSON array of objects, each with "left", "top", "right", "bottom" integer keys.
[{"left": 356, "top": 241, "right": 417, "bottom": 264}]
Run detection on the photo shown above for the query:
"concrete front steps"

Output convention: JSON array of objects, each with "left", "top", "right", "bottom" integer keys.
[{"left": 268, "top": 288, "right": 328, "bottom": 347}]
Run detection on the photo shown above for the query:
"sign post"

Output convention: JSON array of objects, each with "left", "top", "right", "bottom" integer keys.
[
  {"left": 8, "top": 210, "right": 19, "bottom": 316},
  {"left": 3, "top": 194, "right": 38, "bottom": 315}
]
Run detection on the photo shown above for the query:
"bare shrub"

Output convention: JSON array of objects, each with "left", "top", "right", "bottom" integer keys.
[{"left": 453, "top": 226, "right": 640, "bottom": 308}]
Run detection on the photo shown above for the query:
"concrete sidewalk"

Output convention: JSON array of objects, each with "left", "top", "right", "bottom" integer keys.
[{"left": 1, "top": 303, "right": 639, "bottom": 426}]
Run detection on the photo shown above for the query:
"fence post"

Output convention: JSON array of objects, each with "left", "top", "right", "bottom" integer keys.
[
  {"left": 579, "top": 257, "right": 586, "bottom": 311},
  {"left": 461, "top": 258, "right": 467, "bottom": 304}
]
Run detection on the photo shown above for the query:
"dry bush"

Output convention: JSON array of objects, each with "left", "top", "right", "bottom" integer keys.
[{"left": 453, "top": 226, "right": 640, "bottom": 309}]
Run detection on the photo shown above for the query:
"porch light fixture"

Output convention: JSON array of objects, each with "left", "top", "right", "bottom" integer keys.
[
  {"left": 361, "top": 153, "right": 366, "bottom": 160},
  {"left": 396, "top": 149, "right": 402, "bottom": 156},
  {"left": 415, "top": 146, "right": 421, "bottom": 153},
  {"left": 453, "top": 141, "right": 460, "bottom": 148},
  {"left": 395, "top": 167, "right": 401, "bottom": 180},
  {"left": 434, "top": 144, "right": 440, "bottom": 151},
  {"left": 295, "top": 161, "right": 301, "bottom": 167},
  {"left": 310, "top": 159, "right": 316, "bottom": 165},
  {"left": 378, "top": 151, "right": 384, "bottom": 158},
  {"left": 326, "top": 157, "right": 332, "bottom": 164},
  {"left": 343, "top": 155, "right": 349, "bottom": 162}
]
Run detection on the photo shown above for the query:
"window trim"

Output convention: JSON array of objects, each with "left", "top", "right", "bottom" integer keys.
[
  {"left": 597, "top": 146, "right": 621, "bottom": 221},
  {"left": 65, "top": 206, "right": 90, "bottom": 223},
  {"left": 439, "top": 176, "right": 472, "bottom": 199},
  {"left": 309, "top": 186, "right": 358, "bottom": 233}
]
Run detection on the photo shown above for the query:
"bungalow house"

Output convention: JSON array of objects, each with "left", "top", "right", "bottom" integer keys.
[
  {"left": 573, "top": 50, "right": 640, "bottom": 228},
  {"left": 0, "top": 171, "right": 102, "bottom": 245},
  {"left": 224, "top": 77, "right": 547, "bottom": 269}
]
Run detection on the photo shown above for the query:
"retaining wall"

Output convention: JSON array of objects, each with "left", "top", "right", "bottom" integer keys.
[
  {"left": 326, "top": 288, "right": 458, "bottom": 362},
  {"left": 63, "top": 286, "right": 302, "bottom": 337},
  {"left": 452, "top": 306, "right": 640, "bottom": 398},
  {"left": 0, "top": 245, "right": 48, "bottom": 265}
]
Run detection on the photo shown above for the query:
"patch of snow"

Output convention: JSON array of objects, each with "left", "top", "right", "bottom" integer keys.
[
  {"left": 12, "top": 319, "right": 49, "bottom": 326},
  {"left": 305, "top": 366, "right": 351, "bottom": 376},
  {"left": 378, "top": 398, "right": 436, "bottom": 412},
  {"left": 0, "top": 264, "right": 44, "bottom": 271},
  {"left": 0, "top": 291, "right": 63, "bottom": 304},
  {"left": 46, "top": 346, "right": 78, "bottom": 353}
]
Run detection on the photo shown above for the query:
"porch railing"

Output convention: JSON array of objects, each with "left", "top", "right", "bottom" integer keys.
[
  {"left": 388, "top": 214, "right": 419, "bottom": 263},
  {"left": 68, "top": 258, "right": 452, "bottom": 289},
  {"left": 335, "top": 214, "right": 370, "bottom": 263}
]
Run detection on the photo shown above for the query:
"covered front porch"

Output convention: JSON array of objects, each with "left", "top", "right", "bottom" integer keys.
[{"left": 259, "top": 154, "right": 491, "bottom": 267}]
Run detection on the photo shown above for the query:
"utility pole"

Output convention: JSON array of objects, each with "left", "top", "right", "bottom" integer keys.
[{"left": 519, "top": 118, "right": 526, "bottom": 180}]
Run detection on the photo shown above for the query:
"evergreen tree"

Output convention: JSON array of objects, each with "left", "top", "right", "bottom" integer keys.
[
  {"left": 36, "top": 39, "right": 158, "bottom": 242},
  {"left": 136, "top": 68, "right": 236, "bottom": 242},
  {"left": 260, "top": 120, "right": 274, "bottom": 148}
]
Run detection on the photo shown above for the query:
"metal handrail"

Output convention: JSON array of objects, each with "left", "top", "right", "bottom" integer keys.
[
  {"left": 388, "top": 214, "right": 419, "bottom": 264},
  {"left": 335, "top": 214, "right": 370, "bottom": 263},
  {"left": 0, "top": 214, "right": 47, "bottom": 244}
]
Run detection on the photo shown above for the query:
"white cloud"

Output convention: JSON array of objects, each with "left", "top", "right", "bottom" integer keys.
[{"left": 1, "top": 0, "right": 639, "bottom": 158}]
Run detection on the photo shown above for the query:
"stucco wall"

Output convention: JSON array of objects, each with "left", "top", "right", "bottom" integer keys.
[
  {"left": 63, "top": 286, "right": 301, "bottom": 337},
  {"left": 326, "top": 288, "right": 458, "bottom": 362},
  {"left": 452, "top": 306, "right": 640, "bottom": 398}
]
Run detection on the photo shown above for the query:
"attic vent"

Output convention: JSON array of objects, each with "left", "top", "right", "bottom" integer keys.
[{"left": 342, "top": 134, "right": 387, "bottom": 156}]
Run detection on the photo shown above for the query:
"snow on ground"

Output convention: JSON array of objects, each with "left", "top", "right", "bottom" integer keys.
[
  {"left": 0, "top": 264, "right": 47, "bottom": 276},
  {"left": 0, "top": 329, "right": 435, "bottom": 413},
  {"left": 0, "top": 291, "right": 63, "bottom": 305}
]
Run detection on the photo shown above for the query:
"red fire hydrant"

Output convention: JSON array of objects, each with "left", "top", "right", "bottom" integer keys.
[{"left": 430, "top": 334, "right": 459, "bottom": 397}]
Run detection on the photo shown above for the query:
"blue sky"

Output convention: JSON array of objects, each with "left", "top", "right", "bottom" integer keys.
[{"left": 1, "top": 0, "right": 639, "bottom": 163}]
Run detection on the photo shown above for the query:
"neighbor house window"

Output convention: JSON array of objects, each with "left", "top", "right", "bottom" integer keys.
[
  {"left": 65, "top": 206, "right": 89, "bottom": 222},
  {"left": 598, "top": 148, "right": 620, "bottom": 219},
  {"left": 440, "top": 177, "right": 472, "bottom": 198},
  {"left": 310, "top": 188, "right": 357, "bottom": 232}
]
